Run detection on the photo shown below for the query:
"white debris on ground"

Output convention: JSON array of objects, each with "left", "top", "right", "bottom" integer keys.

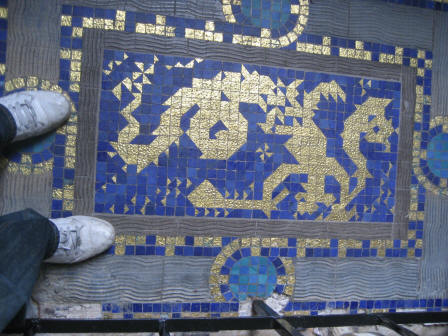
[
  {"left": 264, "top": 293, "right": 290, "bottom": 315},
  {"left": 238, "top": 293, "right": 291, "bottom": 317}
]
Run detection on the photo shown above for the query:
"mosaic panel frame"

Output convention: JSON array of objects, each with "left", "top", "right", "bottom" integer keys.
[
  {"left": 54, "top": 3, "right": 430, "bottom": 237},
  {"left": 9, "top": 1, "right": 443, "bottom": 318}
]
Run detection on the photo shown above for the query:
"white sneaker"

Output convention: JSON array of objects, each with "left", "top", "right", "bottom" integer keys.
[
  {"left": 0, "top": 90, "right": 70, "bottom": 142},
  {"left": 44, "top": 216, "right": 115, "bottom": 264}
]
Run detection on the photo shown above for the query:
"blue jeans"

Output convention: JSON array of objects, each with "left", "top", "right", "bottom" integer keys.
[
  {"left": 0, "top": 209, "right": 59, "bottom": 331},
  {"left": 0, "top": 103, "right": 16, "bottom": 151}
]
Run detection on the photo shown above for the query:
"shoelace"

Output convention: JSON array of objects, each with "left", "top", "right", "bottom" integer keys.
[
  {"left": 8, "top": 97, "right": 42, "bottom": 131},
  {"left": 58, "top": 229, "right": 80, "bottom": 251}
]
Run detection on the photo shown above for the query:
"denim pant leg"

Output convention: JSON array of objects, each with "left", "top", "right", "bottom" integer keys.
[
  {"left": 0, "top": 209, "right": 59, "bottom": 332},
  {"left": 0, "top": 103, "right": 16, "bottom": 151}
]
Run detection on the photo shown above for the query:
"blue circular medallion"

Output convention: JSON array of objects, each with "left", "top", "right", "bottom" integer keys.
[
  {"left": 0, "top": 81, "right": 69, "bottom": 167},
  {"left": 11, "top": 132, "right": 55, "bottom": 154},
  {"left": 4, "top": 131, "right": 55, "bottom": 164},
  {"left": 228, "top": 256, "right": 277, "bottom": 300},
  {"left": 427, "top": 133, "right": 448, "bottom": 178}
]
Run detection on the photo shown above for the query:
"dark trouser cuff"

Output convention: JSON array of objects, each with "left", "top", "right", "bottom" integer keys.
[
  {"left": 0, "top": 103, "right": 17, "bottom": 149},
  {"left": 45, "top": 218, "right": 60, "bottom": 259}
]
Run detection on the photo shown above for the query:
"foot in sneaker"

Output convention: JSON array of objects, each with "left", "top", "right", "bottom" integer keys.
[
  {"left": 44, "top": 216, "right": 115, "bottom": 264},
  {"left": 0, "top": 90, "right": 70, "bottom": 142}
]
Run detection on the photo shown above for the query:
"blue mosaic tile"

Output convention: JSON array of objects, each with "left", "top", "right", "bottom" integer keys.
[
  {"left": 237, "top": 0, "right": 292, "bottom": 29},
  {"left": 228, "top": 256, "right": 277, "bottom": 300}
]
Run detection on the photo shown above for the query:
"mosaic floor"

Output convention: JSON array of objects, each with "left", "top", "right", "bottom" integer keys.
[{"left": 0, "top": 0, "right": 447, "bottom": 322}]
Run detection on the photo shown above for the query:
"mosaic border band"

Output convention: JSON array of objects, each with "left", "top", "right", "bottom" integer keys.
[
  {"left": 102, "top": 297, "right": 448, "bottom": 319},
  {"left": 109, "top": 233, "right": 423, "bottom": 259}
]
